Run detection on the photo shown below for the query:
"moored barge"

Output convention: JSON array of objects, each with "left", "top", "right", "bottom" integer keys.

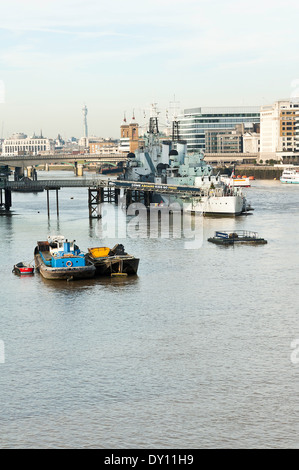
[
  {"left": 86, "top": 244, "right": 139, "bottom": 277},
  {"left": 208, "top": 230, "right": 267, "bottom": 245}
]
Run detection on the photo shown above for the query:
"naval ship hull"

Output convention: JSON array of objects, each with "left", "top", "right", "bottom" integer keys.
[{"left": 159, "top": 193, "right": 245, "bottom": 216}]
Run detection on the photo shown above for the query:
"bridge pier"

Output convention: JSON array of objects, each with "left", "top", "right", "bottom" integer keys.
[
  {"left": 4, "top": 190, "right": 12, "bottom": 211},
  {"left": 74, "top": 163, "right": 84, "bottom": 176},
  {"left": 77, "top": 164, "right": 84, "bottom": 177},
  {"left": 88, "top": 186, "right": 121, "bottom": 218},
  {"left": 24, "top": 167, "right": 37, "bottom": 180},
  {"left": 14, "top": 167, "right": 24, "bottom": 181},
  {"left": 0, "top": 188, "right": 3, "bottom": 210},
  {"left": 88, "top": 188, "right": 104, "bottom": 219},
  {"left": 0, "top": 188, "right": 12, "bottom": 212},
  {"left": 115, "top": 188, "right": 121, "bottom": 205}
]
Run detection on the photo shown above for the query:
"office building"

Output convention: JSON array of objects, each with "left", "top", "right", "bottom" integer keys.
[
  {"left": 178, "top": 106, "right": 260, "bottom": 152},
  {"left": 89, "top": 139, "right": 119, "bottom": 154},
  {"left": 260, "top": 100, "right": 299, "bottom": 162},
  {"left": 205, "top": 124, "right": 245, "bottom": 154}
]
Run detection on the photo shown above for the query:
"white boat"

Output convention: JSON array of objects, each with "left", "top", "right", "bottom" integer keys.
[
  {"left": 280, "top": 167, "right": 299, "bottom": 184},
  {"left": 120, "top": 116, "right": 251, "bottom": 216}
]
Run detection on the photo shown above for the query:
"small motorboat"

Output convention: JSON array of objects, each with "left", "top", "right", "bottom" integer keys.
[
  {"left": 208, "top": 230, "right": 267, "bottom": 245},
  {"left": 86, "top": 244, "right": 139, "bottom": 277},
  {"left": 13, "top": 262, "right": 35, "bottom": 275}
]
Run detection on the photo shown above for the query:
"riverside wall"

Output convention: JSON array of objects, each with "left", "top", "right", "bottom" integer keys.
[{"left": 218, "top": 166, "right": 284, "bottom": 180}]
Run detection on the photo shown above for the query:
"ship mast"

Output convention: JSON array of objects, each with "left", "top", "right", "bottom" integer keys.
[
  {"left": 148, "top": 103, "right": 159, "bottom": 135},
  {"left": 169, "top": 96, "right": 181, "bottom": 143}
]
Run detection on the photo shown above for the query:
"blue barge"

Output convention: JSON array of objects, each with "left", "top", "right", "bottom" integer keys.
[{"left": 34, "top": 235, "right": 96, "bottom": 280}]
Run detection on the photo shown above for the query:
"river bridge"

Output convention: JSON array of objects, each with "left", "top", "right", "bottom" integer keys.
[
  {"left": 0, "top": 153, "right": 126, "bottom": 167},
  {"left": 0, "top": 177, "right": 206, "bottom": 218}
]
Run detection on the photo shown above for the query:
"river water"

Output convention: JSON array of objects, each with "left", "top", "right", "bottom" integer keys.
[{"left": 0, "top": 171, "right": 299, "bottom": 449}]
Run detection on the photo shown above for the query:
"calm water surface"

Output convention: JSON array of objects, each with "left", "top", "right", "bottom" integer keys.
[{"left": 0, "top": 172, "right": 299, "bottom": 448}]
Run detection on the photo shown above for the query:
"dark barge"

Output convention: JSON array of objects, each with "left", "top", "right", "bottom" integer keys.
[
  {"left": 208, "top": 230, "right": 267, "bottom": 245},
  {"left": 86, "top": 244, "right": 139, "bottom": 277}
]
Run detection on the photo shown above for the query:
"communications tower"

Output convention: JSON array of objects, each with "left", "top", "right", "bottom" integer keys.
[{"left": 82, "top": 105, "right": 88, "bottom": 138}]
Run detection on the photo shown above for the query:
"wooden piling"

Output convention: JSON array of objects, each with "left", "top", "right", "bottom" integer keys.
[
  {"left": 4, "top": 189, "right": 12, "bottom": 211},
  {"left": 56, "top": 189, "right": 59, "bottom": 217},
  {"left": 88, "top": 188, "right": 103, "bottom": 219}
]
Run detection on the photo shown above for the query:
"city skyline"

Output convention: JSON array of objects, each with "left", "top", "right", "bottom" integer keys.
[{"left": 0, "top": 0, "right": 299, "bottom": 140}]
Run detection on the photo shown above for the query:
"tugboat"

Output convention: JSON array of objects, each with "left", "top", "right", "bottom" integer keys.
[
  {"left": 208, "top": 230, "right": 267, "bottom": 245},
  {"left": 86, "top": 244, "right": 139, "bottom": 277},
  {"left": 34, "top": 235, "right": 96, "bottom": 280}
]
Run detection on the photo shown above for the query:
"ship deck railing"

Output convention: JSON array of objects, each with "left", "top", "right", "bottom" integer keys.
[
  {"left": 214, "top": 230, "right": 259, "bottom": 239},
  {"left": 3, "top": 179, "right": 108, "bottom": 190}
]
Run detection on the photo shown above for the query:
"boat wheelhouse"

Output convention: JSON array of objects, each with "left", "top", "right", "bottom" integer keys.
[{"left": 280, "top": 168, "right": 299, "bottom": 184}]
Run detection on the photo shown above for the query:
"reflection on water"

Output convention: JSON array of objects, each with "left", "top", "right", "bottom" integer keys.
[
  {"left": 1, "top": 175, "right": 299, "bottom": 448},
  {"left": 39, "top": 274, "right": 139, "bottom": 292}
]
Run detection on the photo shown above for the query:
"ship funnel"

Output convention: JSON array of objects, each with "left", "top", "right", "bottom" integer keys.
[
  {"left": 162, "top": 140, "right": 171, "bottom": 164},
  {"left": 176, "top": 140, "right": 187, "bottom": 165}
]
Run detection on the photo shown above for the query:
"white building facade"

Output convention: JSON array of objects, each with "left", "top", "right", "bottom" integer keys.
[
  {"left": 243, "top": 132, "right": 260, "bottom": 154},
  {"left": 2, "top": 133, "right": 54, "bottom": 156}
]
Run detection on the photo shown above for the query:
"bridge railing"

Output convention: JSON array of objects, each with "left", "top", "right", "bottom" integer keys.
[
  {"left": 4, "top": 179, "right": 110, "bottom": 190},
  {"left": 0, "top": 153, "right": 127, "bottom": 163}
]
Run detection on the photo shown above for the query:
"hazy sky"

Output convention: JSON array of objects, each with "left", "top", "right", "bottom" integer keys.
[{"left": 0, "top": 0, "right": 299, "bottom": 140}]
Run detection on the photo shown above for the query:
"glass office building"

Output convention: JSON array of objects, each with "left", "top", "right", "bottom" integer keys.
[{"left": 178, "top": 106, "right": 260, "bottom": 152}]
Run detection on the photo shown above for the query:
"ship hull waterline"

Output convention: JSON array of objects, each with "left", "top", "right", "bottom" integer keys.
[
  {"left": 155, "top": 194, "right": 245, "bottom": 217},
  {"left": 34, "top": 253, "right": 96, "bottom": 280}
]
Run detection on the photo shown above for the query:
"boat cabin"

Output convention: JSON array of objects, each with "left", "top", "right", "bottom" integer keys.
[
  {"left": 47, "top": 235, "right": 80, "bottom": 256},
  {"left": 36, "top": 236, "right": 86, "bottom": 268}
]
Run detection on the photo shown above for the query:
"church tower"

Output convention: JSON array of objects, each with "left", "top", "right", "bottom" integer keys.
[
  {"left": 120, "top": 111, "right": 139, "bottom": 154},
  {"left": 128, "top": 111, "right": 139, "bottom": 153}
]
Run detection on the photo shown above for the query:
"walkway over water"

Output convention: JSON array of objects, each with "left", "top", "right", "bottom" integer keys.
[
  {"left": 1, "top": 178, "right": 108, "bottom": 191},
  {"left": 0, "top": 177, "right": 210, "bottom": 197},
  {"left": 0, "top": 176, "right": 212, "bottom": 217}
]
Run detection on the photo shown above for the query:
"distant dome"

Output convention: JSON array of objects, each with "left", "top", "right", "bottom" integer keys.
[
  {"left": 127, "top": 152, "right": 135, "bottom": 158},
  {"left": 169, "top": 149, "right": 178, "bottom": 156},
  {"left": 11, "top": 133, "right": 27, "bottom": 140}
]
